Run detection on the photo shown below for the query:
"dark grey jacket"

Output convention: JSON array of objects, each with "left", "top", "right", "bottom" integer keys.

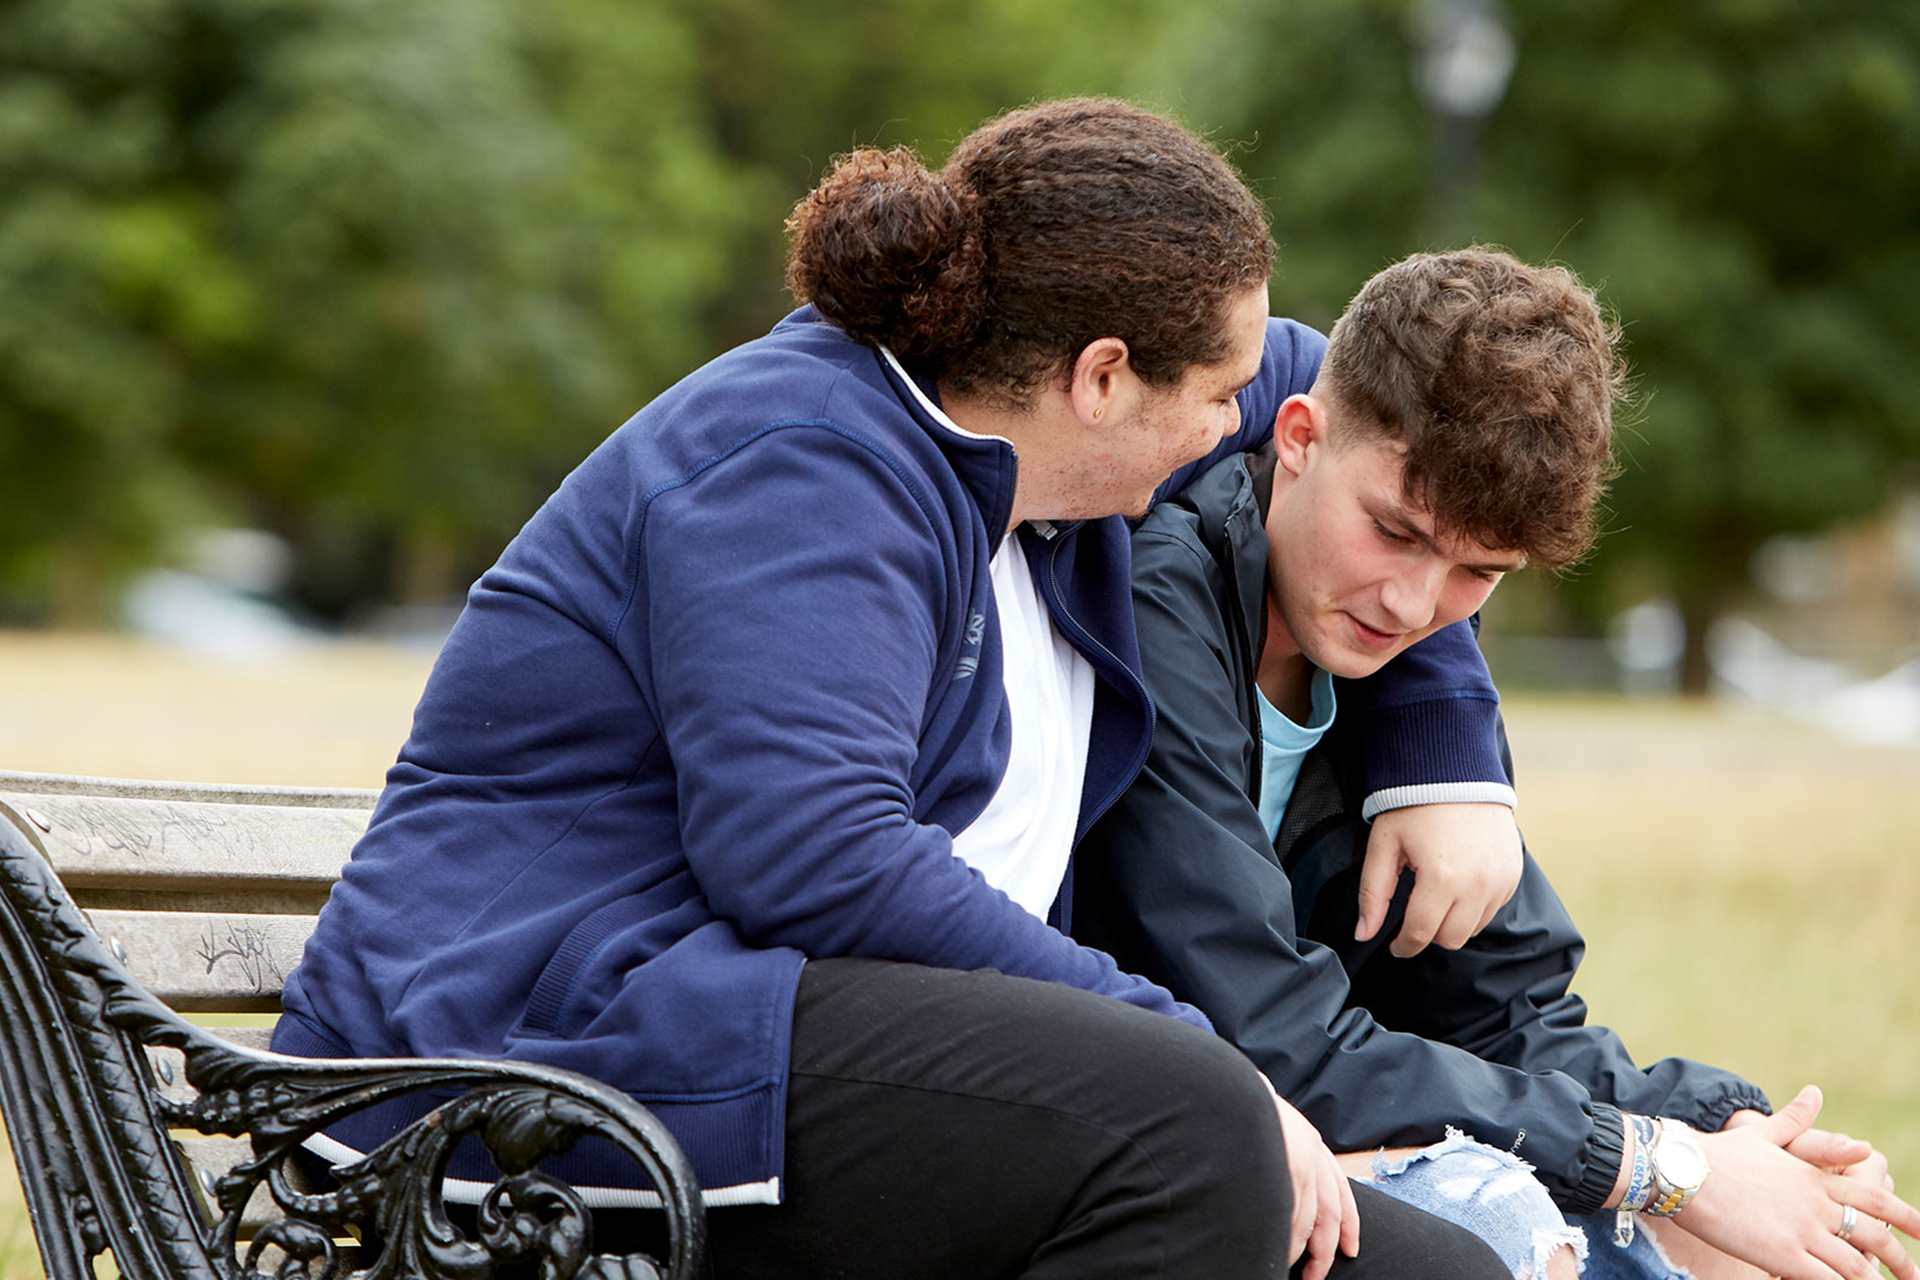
[{"left": 1073, "top": 451, "right": 1771, "bottom": 1213}]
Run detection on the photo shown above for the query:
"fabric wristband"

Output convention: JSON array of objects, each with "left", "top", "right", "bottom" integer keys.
[
  {"left": 1613, "top": 1114, "right": 1660, "bottom": 1245},
  {"left": 1625, "top": 1114, "right": 1658, "bottom": 1209}
]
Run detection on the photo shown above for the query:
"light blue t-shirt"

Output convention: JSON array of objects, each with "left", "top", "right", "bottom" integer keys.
[{"left": 1255, "top": 667, "right": 1338, "bottom": 841}]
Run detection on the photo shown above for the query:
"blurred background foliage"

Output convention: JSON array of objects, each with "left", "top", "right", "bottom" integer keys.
[{"left": 2, "top": 0, "right": 1916, "bottom": 687}]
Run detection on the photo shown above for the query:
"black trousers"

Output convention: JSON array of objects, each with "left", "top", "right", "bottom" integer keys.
[{"left": 601, "top": 958, "right": 1506, "bottom": 1279}]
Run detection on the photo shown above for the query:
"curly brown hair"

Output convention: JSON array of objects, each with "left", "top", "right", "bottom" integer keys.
[
  {"left": 1320, "top": 248, "right": 1627, "bottom": 569},
  {"left": 784, "top": 98, "right": 1273, "bottom": 405}
]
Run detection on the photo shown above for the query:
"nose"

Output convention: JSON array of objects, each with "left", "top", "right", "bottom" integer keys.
[{"left": 1379, "top": 560, "right": 1447, "bottom": 632}]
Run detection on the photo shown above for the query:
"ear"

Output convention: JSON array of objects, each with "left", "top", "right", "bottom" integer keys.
[
  {"left": 1273, "top": 393, "right": 1328, "bottom": 478},
  {"left": 1067, "top": 337, "right": 1134, "bottom": 428}
]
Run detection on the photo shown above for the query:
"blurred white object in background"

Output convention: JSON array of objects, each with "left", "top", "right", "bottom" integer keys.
[
  {"left": 1816, "top": 659, "right": 1920, "bottom": 746},
  {"left": 122, "top": 528, "right": 326, "bottom": 660},
  {"left": 1710, "top": 616, "right": 1918, "bottom": 746},
  {"left": 1608, "top": 598, "right": 1686, "bottom": 695}
]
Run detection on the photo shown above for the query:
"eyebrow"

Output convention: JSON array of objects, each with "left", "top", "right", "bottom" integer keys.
[{"left": 1371, "top": 498, "right": 1528, "bottom": 574}]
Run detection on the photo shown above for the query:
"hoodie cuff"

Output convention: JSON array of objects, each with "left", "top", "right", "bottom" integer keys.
[
  {"left": 1358, "top": 694, "right": 1512, "bottom": 798},
  {"left": 1566, "top": 1102, "right": 1627, "bottom": 1216},
  {"left": 1361, "top": 781, "right": 1518, "bottom": 821}
]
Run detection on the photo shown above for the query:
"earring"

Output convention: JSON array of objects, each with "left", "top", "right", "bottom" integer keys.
[{"left": 1093, "top": 407, "right": 1104, "bottom": 420}]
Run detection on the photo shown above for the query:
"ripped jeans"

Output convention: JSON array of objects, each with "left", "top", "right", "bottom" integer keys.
[{"left": 1364, "top": 1130, "right": 1690, "bottom": 1279}]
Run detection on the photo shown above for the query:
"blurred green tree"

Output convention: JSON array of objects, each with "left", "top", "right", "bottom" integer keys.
[
  {"left": 1175, "top": 0, "right": 1920, "bottom": 689},
  {"left": 2, "top": 0, "right": 1914, "bottom": 679},
  {"left": 1490, "top": 0, "right": 1920, "bottom": 689},
  {"left": 0, "top": 0, "right": 750, "bottom": 618}
]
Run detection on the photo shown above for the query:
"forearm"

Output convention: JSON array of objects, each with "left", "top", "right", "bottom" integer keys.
[{"left": 1081, "top": 791, "right": 1625, "bottom": 1210}]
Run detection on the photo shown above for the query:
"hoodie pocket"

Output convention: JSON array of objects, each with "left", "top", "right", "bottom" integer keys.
[{"left": 515, "top": 894, "right": 656, "bottom": 1039}]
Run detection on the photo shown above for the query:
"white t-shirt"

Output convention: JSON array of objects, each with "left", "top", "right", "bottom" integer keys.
[{"left": 949, "top": 532, "right": 1097, "bottom": 919}]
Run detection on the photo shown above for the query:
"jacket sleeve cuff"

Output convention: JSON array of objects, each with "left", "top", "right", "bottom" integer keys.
[
  {"left": 1691, "top": 1082, "right": 1773, "bottom": 1132},
  {"left": 1566, "top": 1102, "right": 1627, "bottom": 1215},
  {"left": 1358, "top": 694, "right": 1512, "bottom": 798},
  {"left": 1361, "top": 781, "right": 1518, "bottom": 821}
]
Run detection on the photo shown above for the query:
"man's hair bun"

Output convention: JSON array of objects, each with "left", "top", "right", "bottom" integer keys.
[{"left": 784, "top": 147, "right": 988, "bottom": 361}]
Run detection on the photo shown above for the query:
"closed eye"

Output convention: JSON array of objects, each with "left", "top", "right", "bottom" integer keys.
[{"left": 1373, "top": 520, "right": 1414, "bottom": 546}]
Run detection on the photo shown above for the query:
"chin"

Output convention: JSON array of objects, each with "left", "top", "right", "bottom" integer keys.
[
  {"left": 1319, "top": 650, "right": 1392, "bottom": 681},
  {"left": 1302, "top": 624, "right": 1400, "bottom": 681}
]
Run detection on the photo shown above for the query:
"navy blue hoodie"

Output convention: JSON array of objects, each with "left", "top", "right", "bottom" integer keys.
[{"left": 273, "top": 306, "right": 1502, "bottom": 1199}]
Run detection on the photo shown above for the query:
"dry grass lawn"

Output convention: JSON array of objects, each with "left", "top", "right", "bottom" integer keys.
[{"left": 1, "top": 631, "right": 1916, "bottom": 1274}]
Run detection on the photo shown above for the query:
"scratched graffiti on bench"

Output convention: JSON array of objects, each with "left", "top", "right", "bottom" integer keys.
[
  {"left": 49, "top": 798, "right": 252, "bottom": 861},
  {"left": 196, "top": 920, "right": 285, "bottom": 994}
]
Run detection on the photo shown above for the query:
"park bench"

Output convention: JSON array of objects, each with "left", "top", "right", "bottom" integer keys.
[{"left": 0, "top": 770, "right": 707, "bottom": 1280}]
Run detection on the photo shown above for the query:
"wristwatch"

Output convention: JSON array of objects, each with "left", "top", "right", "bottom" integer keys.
[{"left": 1644, "top": 1121, "right": 1710, "bottom": 1218}]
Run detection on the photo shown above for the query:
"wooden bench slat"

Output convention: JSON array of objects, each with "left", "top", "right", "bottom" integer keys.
[
  {"left": 93, "top": 909, "right": 314, "bottom": 1011},
  {"left": 1, "top": 790, "right": 364, "bottom": 893},
  {"left": 0, "top": 770, "right": 377, "bottom": 810}
]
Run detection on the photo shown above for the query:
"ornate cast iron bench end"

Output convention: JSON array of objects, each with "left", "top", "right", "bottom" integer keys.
[{"left": 0, "top": 809, "right": 708, "bottom": 1280}]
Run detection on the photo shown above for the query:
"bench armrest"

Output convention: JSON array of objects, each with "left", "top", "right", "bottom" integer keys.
[{"left": 0, "top": 808, "right": 706, "bottom": 1280}]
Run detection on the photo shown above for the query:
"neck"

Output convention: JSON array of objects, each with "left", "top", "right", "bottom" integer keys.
[
  {"left": 1256, "top": 597, "right": 1314, "bottom": 721},
  {"left": 940, "top": 384, "right": 1069, "bottom": 536}
]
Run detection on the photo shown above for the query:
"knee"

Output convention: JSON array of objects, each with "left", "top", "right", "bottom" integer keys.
[
  {"left": 1370, "top": 1134, "right": 1585, "bottom": 1279},
  {"left": 1125, "top": 1020, "right": 1291, "bottom": 1201}
]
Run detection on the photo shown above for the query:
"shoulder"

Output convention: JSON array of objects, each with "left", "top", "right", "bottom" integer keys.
[
  {"left": 1136, "top": 451, "right": 1254, "bottom": 567},
  {"left": 575, "top": 321, "right": 957, "bottom": 535},
  {"left": 1131, "top": 458, "right": 1247, "bottom": 627},
  {"left": 1260, "top": 317, "right": 1329, "bottom": 397},
  {"left": 1133, "top": 493, "right": 1221, "bottom": 587}
]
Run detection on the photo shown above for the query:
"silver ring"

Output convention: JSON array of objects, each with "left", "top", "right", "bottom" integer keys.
[{"left": 1837, "top": 1204, "right": 1859, "bottom": 1242}]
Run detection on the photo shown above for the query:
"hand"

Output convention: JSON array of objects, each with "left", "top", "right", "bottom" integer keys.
[
  {"left": 1356, "top": 802, "right": 1522, "bottom": 957},
  {"left": 1267, "top": 1082, "right": 1361, "bottom": 1280},
  {"left": 1680, "top": 1086, "right": 1920, "bottom": 1280},
  {"left": 1726, "top": 1105, "right": 1895, "bottom": 1188}
]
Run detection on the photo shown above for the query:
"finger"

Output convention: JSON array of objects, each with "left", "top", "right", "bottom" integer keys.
[
  {"left": 1339, "top": 1174, "right": 1360, "bottom": 1257},
  {"left": 1390, "top": 883, "right": 1446, "bottom": 958},
  {"left": 1809, "top": 1230, "right": 1878, "bottom": 1280},
  {"left": 1838, "top": 1155, "right": 1892, "bottom": 1192},
  {"left": 1472, "top": 896, "right": 1502, "bottom": 939},
  {"left": 1765, "top": 1085, "right": 1825, "bottom": 1147},
  {"left": 1784, "top": 1242, "right": 1856, "bottom": 1280},
  {"left": 1304, "top": 1155, "right": 1342, "bottom": 1280},
  {"left": 1790, "top": 1128, "right": 1876, "bottom": 1170},
  {"left": 1847, "top": 1151, "right": 1892, "bottom": 1183},
  {"left": 1288, "top": 1152, "right": 1315, "bottom": 1264},
  {"left": 1496, "top": 858, "right": 1521, "bottom": 908},
  {"left": 1845, "top": 1214, "right": 1920, "bottom": 1280},
  {"left": 1430, "top": 901, "right": 1478, "bottom": 952},
  {"left": 1830, "top": 1177, "right": 1920, "bottom": 1239},
  {"left": 1354, "top": 834, "right": 1403, "bottom": 943},
  {"left": 1290, "top": 1171, "right": 1314, "bottom": 1264}
]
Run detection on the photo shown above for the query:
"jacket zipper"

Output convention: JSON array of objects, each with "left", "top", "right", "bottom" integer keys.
[{"left": 1220, "top": 500, "right": 1267, "bottom": 812}]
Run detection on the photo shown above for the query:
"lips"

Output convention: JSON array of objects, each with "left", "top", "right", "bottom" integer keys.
[{"left": 1345, "top": 613, "right": 1406, "bottom": 652}]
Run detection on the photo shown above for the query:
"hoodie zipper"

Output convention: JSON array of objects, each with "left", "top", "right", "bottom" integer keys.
[{"left": 1028, "top": 524, "right": 1157, "bottom": 841}]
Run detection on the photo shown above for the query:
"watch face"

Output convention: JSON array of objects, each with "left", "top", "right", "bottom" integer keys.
[{"left": 1659, "top": 1135, "right": 1710, "bottom": 1189}]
